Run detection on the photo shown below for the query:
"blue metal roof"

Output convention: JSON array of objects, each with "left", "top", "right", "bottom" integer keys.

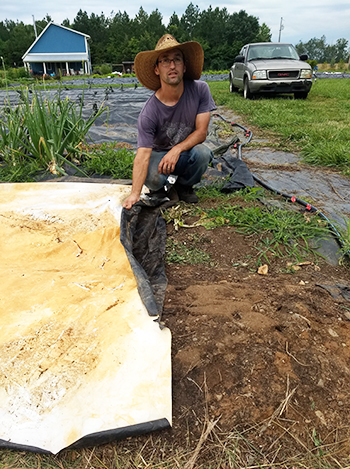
[{"left": 23, "top": 22, "right": 90, "bottom": 58}]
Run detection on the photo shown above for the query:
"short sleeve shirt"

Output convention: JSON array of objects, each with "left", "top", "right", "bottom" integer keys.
[{"left": 137, "top": 79, "right": 216, "bottom": 151}]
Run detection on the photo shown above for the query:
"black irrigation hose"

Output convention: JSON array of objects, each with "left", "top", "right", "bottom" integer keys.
[{"left": 212, "top": 112, "right": 349, "bottom": 255}]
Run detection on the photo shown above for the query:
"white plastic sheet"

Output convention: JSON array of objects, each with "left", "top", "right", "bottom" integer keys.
[{"left": 0, "top": 182, "right": 171, "bottom": 454}]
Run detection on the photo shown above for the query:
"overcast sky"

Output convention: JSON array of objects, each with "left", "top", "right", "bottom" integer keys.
[{"left": 2, "top": 0, "right": 350, "bottom": 46}]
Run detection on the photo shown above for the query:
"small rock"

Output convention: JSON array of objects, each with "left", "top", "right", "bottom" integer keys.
[
  {"left": 258, "top": 264, "right": 268, "bottom": 275},
  {"left": 315, "top": 410, "right": 327, "bottom": 425},
  {"left": 317, "top": 379, "right": 324, "bottom": 387},
  {"left": 343, "top": 311, "right": 350, "bottom": 321}
]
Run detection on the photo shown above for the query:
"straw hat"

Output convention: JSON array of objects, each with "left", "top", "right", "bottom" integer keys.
[{"left": 134, "top": 34, "right": 204, "bottom": 91}]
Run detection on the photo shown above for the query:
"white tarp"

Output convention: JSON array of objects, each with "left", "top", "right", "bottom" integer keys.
[{"left": 0, "top": 182, "right": 171, "bottom": 454}]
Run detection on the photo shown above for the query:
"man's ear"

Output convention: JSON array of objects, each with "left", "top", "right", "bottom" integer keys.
[{"left": 154, "top": 65, "right": 160, "bottom": 76}]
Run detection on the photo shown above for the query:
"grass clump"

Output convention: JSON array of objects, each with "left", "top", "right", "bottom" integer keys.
[
  {"left": 337, "top": 218, "right": 350, "bottom": 264},
  {"left": 166, "top": 237, "right": 211, "bottom": 265},
  {"left": 164, "top": 188, "right": 330, "bottom": 266},
  {"left": 200, "top": 202, "right": 329, "bottom": 264},
  {"left": 82, "top": 143, "right": 134, "bottom": 179}
]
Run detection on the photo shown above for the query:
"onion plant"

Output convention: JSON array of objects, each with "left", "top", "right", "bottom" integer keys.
[{"left": 0, "top": 87, "right": 106, "bottom": 176}]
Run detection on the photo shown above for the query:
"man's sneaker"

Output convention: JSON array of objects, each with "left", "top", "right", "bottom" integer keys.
[{"left": 175, "top": 183, "right": 199, "bottom": 204}]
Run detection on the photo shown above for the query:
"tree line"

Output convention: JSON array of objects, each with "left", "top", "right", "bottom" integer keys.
[
  {"left": 0, "top": 4, "right": 348, "bottom": 72},
  {"left": 295, "top": 36, "right": 349, "bottom": 64},
  {"left": 1, "top": 5, "right": 271, "bottom": 71}
]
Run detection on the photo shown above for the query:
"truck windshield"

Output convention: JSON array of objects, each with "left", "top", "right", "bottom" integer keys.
[{"left": 247, "top": 44, "right": 300, "bottom": 61}]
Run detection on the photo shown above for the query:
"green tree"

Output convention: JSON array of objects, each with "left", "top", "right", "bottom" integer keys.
[
  {"left": 133, "top": 7, "right": 149, "bottom": 38},
  {"left": 146, "top": 9, "right": 166, "bottom": 42},
  {"left": 296, "top": 36, "right": 327, "bottom": 62},
  {"left": 72, "top": 10, "right": 110, "bottom": 64},
  {"left": 167, "top": 12, "right": 186, "bottom": 41},
  {"left": 180, "top": 3, "right": 200, "bottom": 40},
  {"left": 107, "top": 11, "right": 132, "bottom": 63},
  {"left": 296, "top": 36, "right": 349, "bottom": 63},
  {"left": 4, "top": 22, "right": 35, "bottom": 66},
  {"left": 254, "top": 22, "right": 272, "bottom": 42},
  {"left": 334, "top": 38, "right": 348, "bottom": 62}
]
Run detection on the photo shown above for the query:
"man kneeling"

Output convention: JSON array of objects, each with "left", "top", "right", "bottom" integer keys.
[{"left": 123, "top": 34, "right": 216, "bottom": 209}]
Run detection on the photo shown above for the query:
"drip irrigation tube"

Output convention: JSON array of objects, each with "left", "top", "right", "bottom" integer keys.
[{"left": 212, "top": 112, "right": 349, "bottom": 257}]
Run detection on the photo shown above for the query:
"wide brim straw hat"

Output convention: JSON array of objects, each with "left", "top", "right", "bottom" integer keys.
[{"left": 134, "top": 34, "right": 204, "bottom": 91}]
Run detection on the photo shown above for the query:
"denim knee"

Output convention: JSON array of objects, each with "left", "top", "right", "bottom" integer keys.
[
  {"left": 190, "top": 144, "right": 213, "bottom": 168},
  {"left": 144, "top": 150, "right": 167, "bottom": 190}
]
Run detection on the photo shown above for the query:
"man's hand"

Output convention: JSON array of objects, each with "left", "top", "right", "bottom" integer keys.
[
  {"left": 123, "top": 147, "right": 152, "bottom": 209},
  {"left": 158, "top": 147, "right": 181, "bottom": 175},
  {"left": 122, "top": 193, "right": 140, "bottom": 210}
]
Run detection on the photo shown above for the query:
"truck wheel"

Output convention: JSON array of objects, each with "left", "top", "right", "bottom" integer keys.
[
  {"left": 294, "top": 91, "right": 308, "bottom": 99},
  {"left": 243, "top": 78, "right": 253, "bottom": 99},
  {"left": 229, "top": 78, "right": 238, "bottom": 93}
]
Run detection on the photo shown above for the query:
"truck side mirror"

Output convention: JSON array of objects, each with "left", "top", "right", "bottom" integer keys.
[{"left": 234, "top": 55, "right": 245, "bottom": 63}]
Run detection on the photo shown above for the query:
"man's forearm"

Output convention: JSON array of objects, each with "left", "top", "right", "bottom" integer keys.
[
  {"left": 130, "top": 148, "right": 152, "bottom": 197},
  {"left": 173, "top": 127, "right": 207, "bottom": 154},
  {"left": 122, "top": 148, "right": 152, "bottom": 208},
  {"left": 175, "top": 111, "right": 211, "bottom": 153}
]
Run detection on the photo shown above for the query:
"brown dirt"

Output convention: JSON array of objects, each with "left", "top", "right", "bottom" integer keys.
[{"left": 157, "top": 197, "right": 350, "bottom": 465}]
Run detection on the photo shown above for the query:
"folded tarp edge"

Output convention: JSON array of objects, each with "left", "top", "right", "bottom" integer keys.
[
  {"left": 0, "top": 419, "right": 171, "bottom": 455},
  {"left": 120, "top": 203, "right": 168, "bottom": 318},
  {"left": 67, "top": 418, "right": 171, "bottom": 452}
]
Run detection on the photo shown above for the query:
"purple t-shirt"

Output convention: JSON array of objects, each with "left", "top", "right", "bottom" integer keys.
[{"left": 137, "top": 79, "right": 216, "bottom": 151}]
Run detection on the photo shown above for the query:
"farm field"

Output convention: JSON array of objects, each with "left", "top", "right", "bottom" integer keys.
[{"left": 0, "top": 77, "right": 350, "bottom": 468}]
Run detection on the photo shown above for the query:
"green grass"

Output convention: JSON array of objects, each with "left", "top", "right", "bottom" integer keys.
[
  {"left": 166, "top": 238, "right": 211, "bottom": 265},
  {"left": 337, "top": 218, "right": 350, "bottom": 264},
  {"left": 208, "top": 79, "right": 350, "bottom": 175},
  {"left": 164, "top": 187, "right": 330, "bottom": 266},
  {"left": 82, "top": 143, "right": 134, "bottom": 179}
]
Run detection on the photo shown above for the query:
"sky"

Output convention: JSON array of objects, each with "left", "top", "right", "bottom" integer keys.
[{"left": 2, "top": 0, "right": 350, "bottom": 46}]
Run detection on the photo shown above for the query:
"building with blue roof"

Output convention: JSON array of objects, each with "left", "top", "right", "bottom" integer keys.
[{"left": 22, "top": 22, "right": 92, "bottom": 77}]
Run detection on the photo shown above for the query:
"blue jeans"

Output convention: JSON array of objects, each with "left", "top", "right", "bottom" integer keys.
[{"left": 145, "top": 144, "right": 213, "bottom": 191}]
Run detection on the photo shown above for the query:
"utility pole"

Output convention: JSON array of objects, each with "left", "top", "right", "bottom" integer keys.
[
  {"left": 32, "top": 15, "right": 38, "bottom": 39},
  {"left": 278, "top": 17, "right": 284, "bottom": 42}
]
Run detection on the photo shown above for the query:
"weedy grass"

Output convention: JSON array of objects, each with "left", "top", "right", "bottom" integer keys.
[
  {"left": 165, "top": 186, "right": 330, "bottom": 266},
  {"left": 82, "top": 143, "right": 134, "bottom": 179},
  {"left": 166, "top": 238, "right": 211, "bottom": 265},
  {"left": 336, "top": 218, "right": 350, "bottom": 264},
  {"left": 208, "top": 79, "right": 350, "bottom": 175}
]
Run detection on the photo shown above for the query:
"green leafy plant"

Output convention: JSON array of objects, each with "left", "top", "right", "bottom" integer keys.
[
  {"left": 0, "top": 87, "right": 107, "bottom": 177},
  {"left": 82, "top": 144, "right": 135, "bottom": 179},
  {"left": 165, "top": 239, "right": 211, "bottom": 265}
]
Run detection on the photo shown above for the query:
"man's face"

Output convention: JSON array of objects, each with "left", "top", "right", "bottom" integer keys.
[{"left": 154, "top": 49, "right": 186, "bottom": 87}]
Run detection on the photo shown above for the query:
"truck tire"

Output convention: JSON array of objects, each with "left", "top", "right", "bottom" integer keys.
[
  {"left": 294, "top": 91, "right": 308, "bottom": 99},
  {"left": 229, "top": 77, "right": 238, "bottom": 93},
  {"left": 243, "top": 78, "right": 253, "bottom": 99}
]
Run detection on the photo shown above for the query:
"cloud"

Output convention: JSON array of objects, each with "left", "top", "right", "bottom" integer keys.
[{"left": 3, "top": 0, "right": 350, "bottom": 46}]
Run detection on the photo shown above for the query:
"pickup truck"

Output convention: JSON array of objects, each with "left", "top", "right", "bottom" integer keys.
[{"left": 229, "top": 42, "right": 313, "bottom": 99}]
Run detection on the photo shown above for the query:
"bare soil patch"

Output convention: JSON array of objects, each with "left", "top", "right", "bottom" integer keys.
[{"left": 156, "top": 194, "right": 350, "bottom": 465}]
